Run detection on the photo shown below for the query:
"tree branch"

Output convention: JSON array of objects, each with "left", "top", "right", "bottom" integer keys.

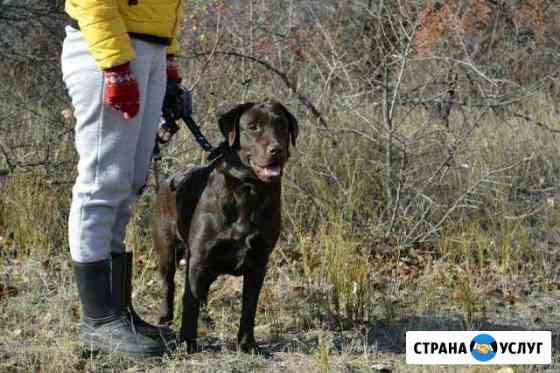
[{"left": 188, "top": 50, "right": 334, "bottom": 144}]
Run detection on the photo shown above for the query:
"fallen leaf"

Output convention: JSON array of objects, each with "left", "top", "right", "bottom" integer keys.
[
  {"left": 74, "top": 361, "right": 86, "bottom": 371},
  {"left": 291, "top": 285, "right": 305, "bottom": 296},
  {"left": 547, "top": 281, "right": 560, "bottom": 290},
  {"left": 0, "top": 284, "right": 18, "bottom": 300},
  {"left": 71, "top": 304, "right": 80, "bottom": 320},
  {"left": 504, "top": 294, "right": 518, "bottom": 305},
  {"left": 451, "top": 290, "right": 465, "bottom": 302}
]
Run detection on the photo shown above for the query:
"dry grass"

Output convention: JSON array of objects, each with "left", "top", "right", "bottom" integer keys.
[{"left": 2, "top": 100, "right": 560, "bottom": 372}]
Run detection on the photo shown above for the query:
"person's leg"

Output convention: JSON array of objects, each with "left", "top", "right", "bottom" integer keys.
[
  {"left": 108, "top": 41, "right": 172, "bottom": 341},
  {"left": 134, "top": 45, "right": 167, "bottom": 194},
  {"left": 110, "top": 42, "right": 166, "bottom": 256},
  {"left": 64, "top": 32, "right": 149, "bottom": 264},
  {"left": 62, "top": 26, "right": 163, "bottom": 356}
]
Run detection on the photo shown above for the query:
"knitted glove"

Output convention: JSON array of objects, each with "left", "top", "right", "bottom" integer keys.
[
  {"left": 103, "top": 62, "right": 140, "bottom": 120},
  {"left": 162, "top": 56, "right": 183, "bottom": 117},
  {"left": 166, "top": 55, "right": 182, "bottom": 82}
]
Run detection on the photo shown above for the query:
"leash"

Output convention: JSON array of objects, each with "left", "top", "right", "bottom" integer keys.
[
  {"left": 152, "top": 87, "right": 221, "bottom": 190},
  {"left": 153, "top": 87, "right": 214, "bottom": 158},
  {"left": 183, "top": 115, "right": 213, "bottom": 152}
]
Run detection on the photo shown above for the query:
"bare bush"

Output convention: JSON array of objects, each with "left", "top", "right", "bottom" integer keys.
[{"left": 0, "top": 0, "right": 559, "bottom": 327}]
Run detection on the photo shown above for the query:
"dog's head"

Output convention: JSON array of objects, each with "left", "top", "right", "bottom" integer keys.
[{"left": 218, "top": 101, "right": 298, "bottom": 183}]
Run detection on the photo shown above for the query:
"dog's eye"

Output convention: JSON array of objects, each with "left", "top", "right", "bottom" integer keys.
[{"left": 247, "top": 122, "right": 259, "bottom": 131}]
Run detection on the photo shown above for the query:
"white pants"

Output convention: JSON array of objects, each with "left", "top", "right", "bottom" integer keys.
[{"left": 61, "top": 26, "right": 166, "bottom": 263}]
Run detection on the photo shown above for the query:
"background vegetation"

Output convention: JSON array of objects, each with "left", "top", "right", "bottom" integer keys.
[{"left": 1, "top": 0, "right": 559, "bottom": 371}]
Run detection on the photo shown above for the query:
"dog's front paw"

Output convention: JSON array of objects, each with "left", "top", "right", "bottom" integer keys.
[
  {"left": 238, "top": 337, "right": 261, "bottom": 354},
  {"left": 177, "top": 338, "right": 199, "bottom": 354},
  {"left": 187, "top": 340, "right": 200, "bottom": 354}
]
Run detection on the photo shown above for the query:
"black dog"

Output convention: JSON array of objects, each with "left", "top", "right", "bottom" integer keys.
[{"left": 152, "top": 101, "right": 298, "bottom": 352}]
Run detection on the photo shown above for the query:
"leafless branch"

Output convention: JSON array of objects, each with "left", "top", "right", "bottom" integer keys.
[{"left": 189, "top": 50, "right": 333, "bottom": 141}]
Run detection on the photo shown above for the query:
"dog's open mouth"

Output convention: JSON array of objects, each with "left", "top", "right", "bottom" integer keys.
[{"left": 250, "top": 160, "right": 283, "bottom": 182}]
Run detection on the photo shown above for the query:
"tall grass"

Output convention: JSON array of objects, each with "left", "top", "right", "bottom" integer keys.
[
  {"left": 1, "top": 99, "right": 558, "bottom": 310},
  {"left": 0, "top": 171, "right": 70, "bottom": 256}
]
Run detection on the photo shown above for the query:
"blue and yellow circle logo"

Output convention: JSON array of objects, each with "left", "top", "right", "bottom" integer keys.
[{"left": 470, "top": 334, "right": 497, "bottom": 362}]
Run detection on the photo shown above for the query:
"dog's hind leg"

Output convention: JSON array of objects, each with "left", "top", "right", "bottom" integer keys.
[{"left": 156, "top": 234, "right": 183, "bottom": 325}]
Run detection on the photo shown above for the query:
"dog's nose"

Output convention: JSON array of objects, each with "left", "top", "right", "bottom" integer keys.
[{"left": 267, "top": 143, "right": 281, "bottom": 156}]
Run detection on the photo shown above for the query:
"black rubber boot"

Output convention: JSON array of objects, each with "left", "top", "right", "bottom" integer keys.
[
  {"left": 112, "top": 252, "right": 175, "bottom": 343},
  {"left": 73, "top": 259, "right": 163, "bottom": 358}
]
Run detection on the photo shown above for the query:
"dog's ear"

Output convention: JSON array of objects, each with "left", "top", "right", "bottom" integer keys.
[
  {"left": 217, "top": 103, "right": 255, "bottom": 146},
  {"left": 276, "top": 104, "right": 299, "bottom": 147}
]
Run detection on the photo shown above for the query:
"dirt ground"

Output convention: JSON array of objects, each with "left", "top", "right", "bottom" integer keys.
[{"left": 0, "top": 253, "right": 558, "bottom": 373}]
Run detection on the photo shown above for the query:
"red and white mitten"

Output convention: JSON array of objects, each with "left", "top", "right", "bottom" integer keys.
[
  {"left": 103, "top": 62, "right": 140, "bottom": 120},
  {"left": 166, "top": 55, "right": 182, "bottom": 83}
]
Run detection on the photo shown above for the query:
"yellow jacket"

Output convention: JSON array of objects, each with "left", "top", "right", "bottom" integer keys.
[{"left": 66, "top": 0, "right": 184, "bottom": 70}]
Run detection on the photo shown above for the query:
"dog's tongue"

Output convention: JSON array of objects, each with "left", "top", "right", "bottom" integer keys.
[{"left": 255, "top": 165, "right": 281, "bottom": 178}]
